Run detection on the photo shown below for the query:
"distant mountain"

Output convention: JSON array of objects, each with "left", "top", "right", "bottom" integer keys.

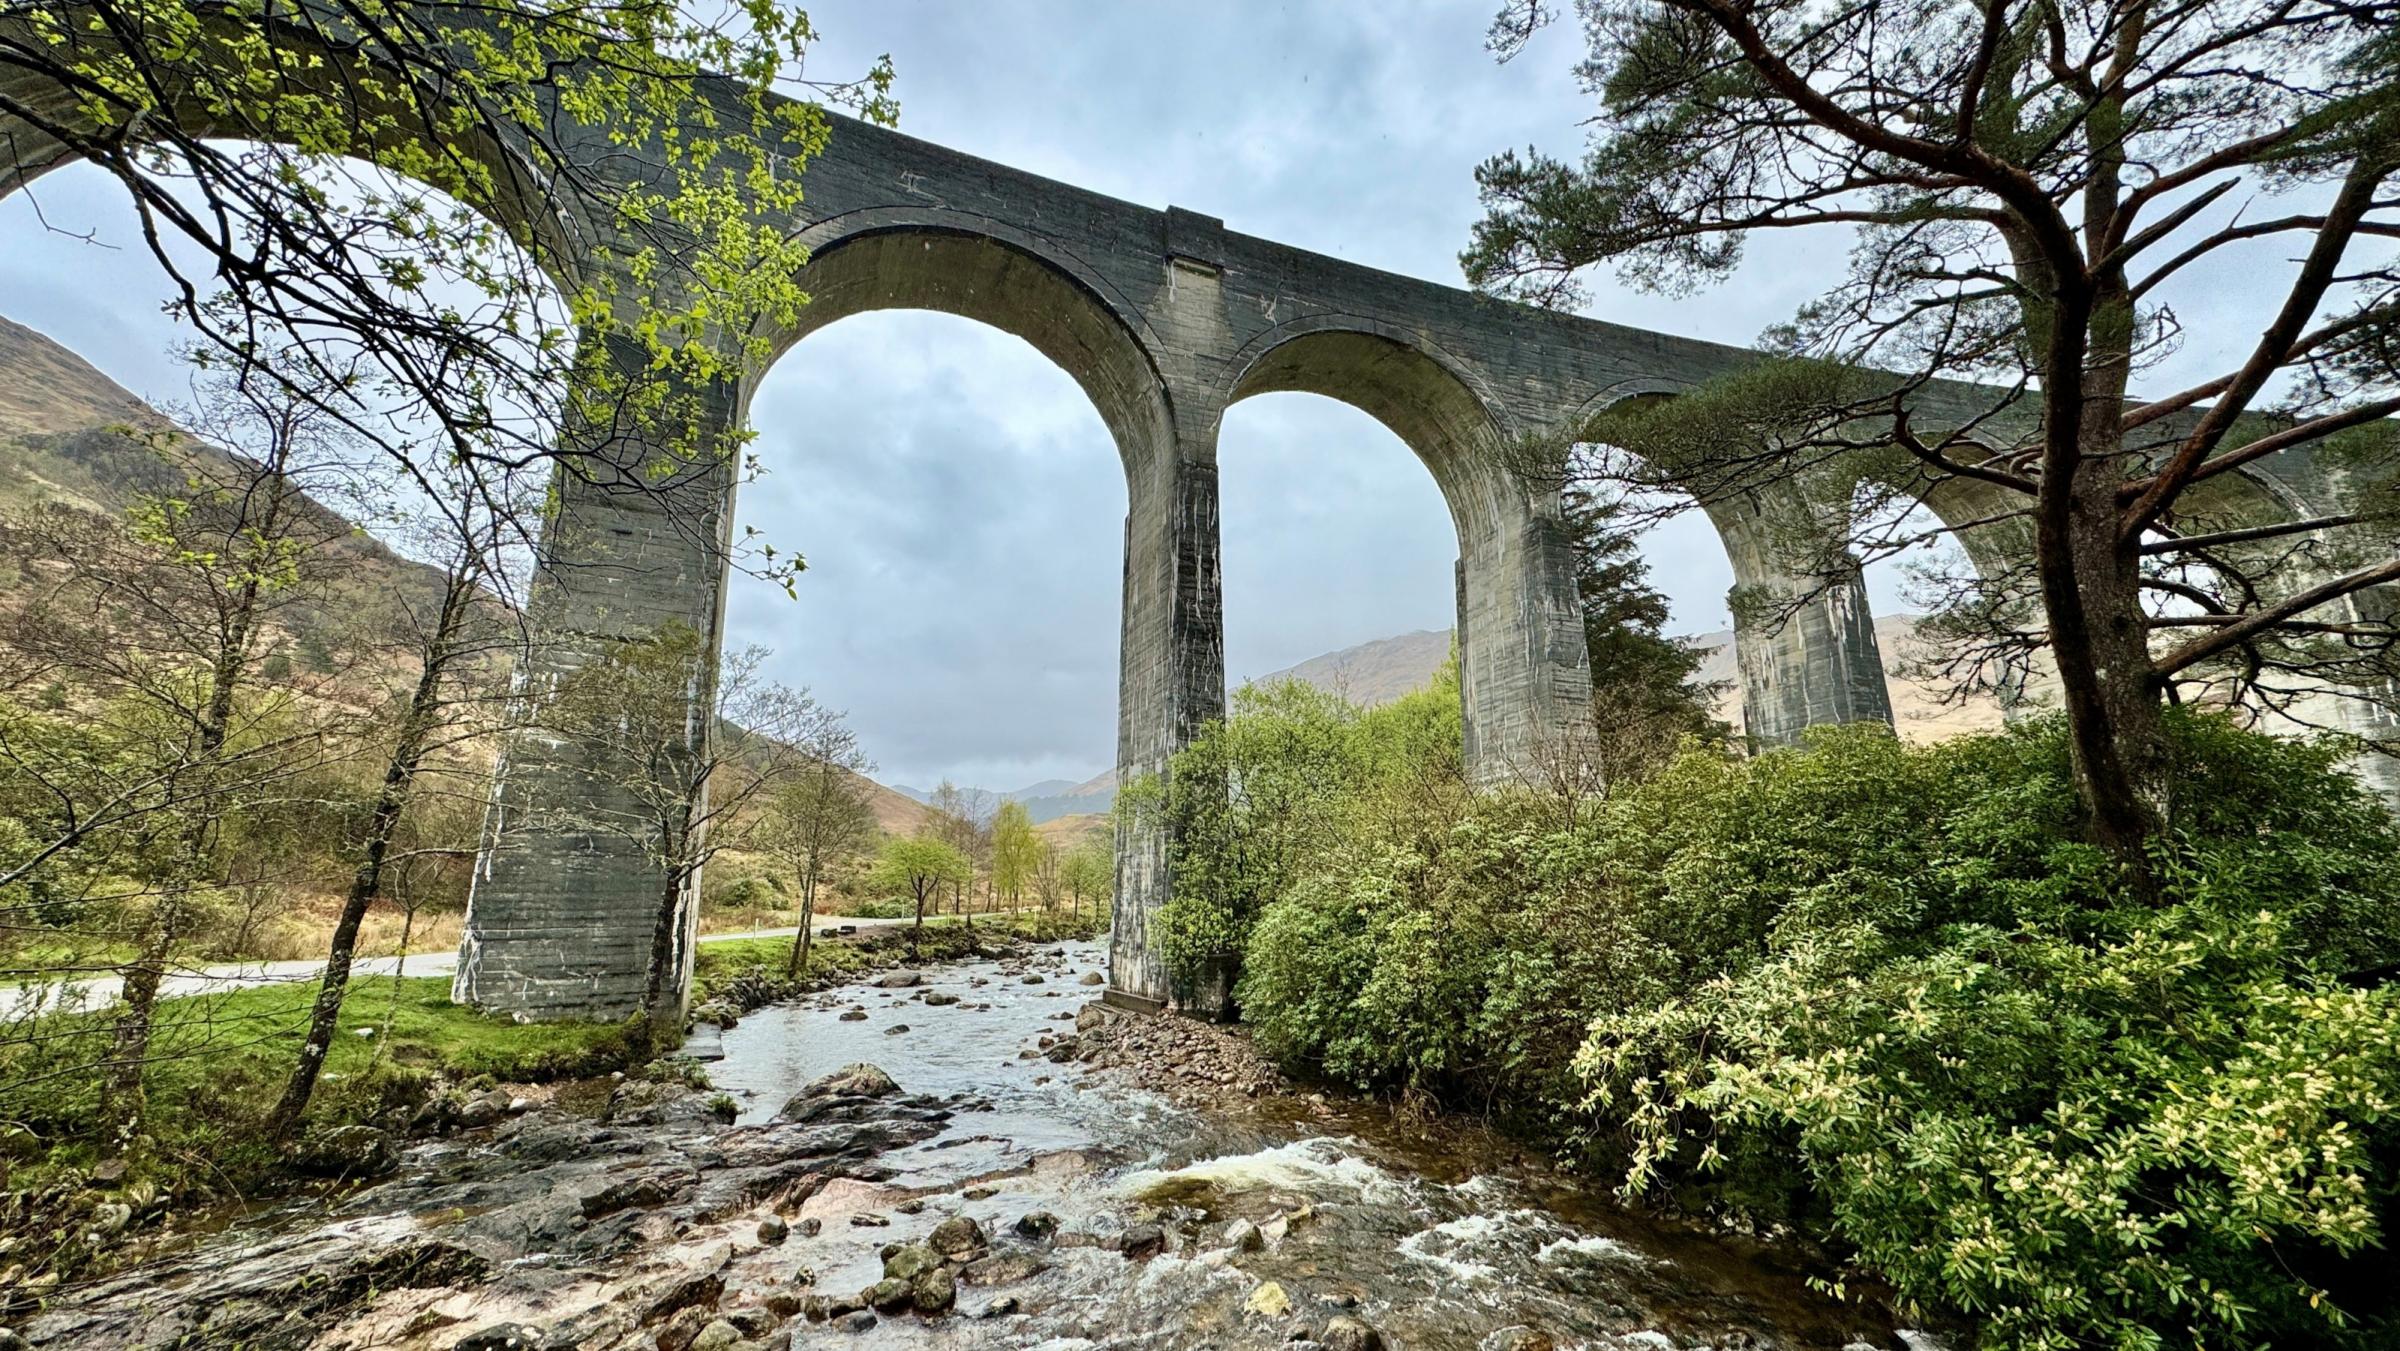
[
  {"left": 893, "top": 774, "right": 1117, "bottom": 827},
  {"left": 1242, "top": 618, "right": 2016, "bottom": 745},
  {"left": 1250, "top": 629, "right": 1454, "bottom": 708}
]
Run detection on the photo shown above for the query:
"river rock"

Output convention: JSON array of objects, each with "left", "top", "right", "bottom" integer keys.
[
  {"left": 653, "top": 1306, "right": 715, "bottom": 1351},
  {"left": 884, "top": 1024, "right": 911, "bottom": 1035},
  {"left": 756, "top": 1215, "right": 788, "bottom": 1245},
  {"left": 450, "top": 1326, "right": 540, "bottom": 1351},
  {"left": 961, "top": 1248, "right": 1047, "bottom": 1285},
  {"left": 874, "top": 971, "right": 923, "bottom": 988},
  {"left": 924, "top": 991, "right": 960, "bottom": 1006},
  {"left": 1021, "top": 974, "right": 1045, "bottom": 985},
  {"left": 1012, "top": 1211, "right": 1059, "bottom": 1239},
  {"left": 838, "top": 1010, "right": 867, "bottom": 1022},
  {"left": 1106, "top": 1222, "right": 1164, "bottom": 1259},
  {"left": 1245, "top": 1281, "right": 1293, "bottom": 1318},
  {"left": 882, "top": 1242, "right": 942, "bottom": 1281},
  {"left": 639, "top": 1270, "right": 726, "bottom": 1325},
  {"left": 976, "top": 1295, "right": 1021, "bottom": 1318},
  {"left": 836, "top": 1310, "right": 877, "bottom": 1332},
  {"left": 459, "top": 1089, "right": 513, "bottom": 1129},
  {"left": 688, "top": 1320, "right": 745, "bottom": 1351},
  {"left": 927, "top": 1214, "right": 985, "bottom": 1258},
  {"left": 1321, "top": 1316, "right": 1384, "bottom": 1350},
  {"left": 289, "top": 1125, "right": 399, "bottom": 1178},
  {"left": 863, "top": 1277, "right": 914, "bottom": 1311},
  {"left": 776, "top": 1063, "right": 901, "bottom": 1123},
  {"left": 86, "top": 1201, "right": 133, "bottom": 1239},
  {"left": 1223, "top": 1218, "right": 1265, "bottom": 1253},
  {"left": 1080, "top": 971, "right": 1104, "bottom": 985},
  {"left": 911, "top": 1266, "right": 957, "bottom": 1314}
]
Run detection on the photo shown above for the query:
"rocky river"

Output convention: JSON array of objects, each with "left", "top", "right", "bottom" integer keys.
[{"left": 17, "top": 939, "right": 1930, "bottom": 1351}]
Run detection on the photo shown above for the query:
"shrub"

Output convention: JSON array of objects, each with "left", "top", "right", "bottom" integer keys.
[
  {"left": 1228, "top": 707, "right": 2400, "bottom": 1347},
  {"left": 1580, "top": 714, "right": 2400, "bottom": 1349}
]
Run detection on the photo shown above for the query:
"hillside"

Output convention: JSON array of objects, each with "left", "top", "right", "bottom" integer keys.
[
  {"left": 1246, "top": 618, "right": 2020, "bottom": 745},
  {"left": 0, "top": 315, "right": 938, "bottom": 836}
]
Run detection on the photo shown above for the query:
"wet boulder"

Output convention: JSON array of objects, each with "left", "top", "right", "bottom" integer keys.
[
  {"left": 755, "top": 1215, "right": 788, "bottom": 1245},
  {"left": 863, "top": 1277, "right": 914, "bottom": 1311},
  {"left": 1012, "top": 1211, "right": 1059, "bottom": 1240},
  {"left": 927, "top": 1214, "right": 986, "bottom": 1259},
  {"left": 1080, "top": 971, "right": 1105, "bottom": 986},
  {"left": 874, "top": 971, "right": 923, "bottom": 988},
  {"left": 1105, "top": 1222, "right": 1165, "bottom": 1260},
  {"left": 961, "top": 1248, "right": 1047, "bottom": 1285},
  {"left": 687, "top": 1321, "right": 745, "bottom": 1351},
  {"left": 882, "top": 1242, "right": 943, "bottom": 1282},
  {"left": 838, "top": 1009, "right": 868, "bottom": 1022},
  {"left": 1222, "top": 1218, "right": 1265, "bottom": 1253},
  {"left": 458, "top": 1089, "right": 514, "bottom": 1129},
  {"left": 776, "top": 1063, "right": 901, "bottom": 1123},
  {"left": 910, "top": 1266, "right": 957, "bottom": 1314},
  {"left": 1321, "top": 1316, "right": 1384, "bottom": 1351}
]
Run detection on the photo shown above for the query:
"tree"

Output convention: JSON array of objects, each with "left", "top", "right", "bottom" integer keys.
[
  {"left": 926, "top": 780, "right": 991, "bottom": 927},
  {"left": 864, "top": 834, "right": 971, "bottom": 959},
  {"left": 1032, "top": 839, "right": 1064, "bottom": 914},
  {"left": 762, "top": 706, "right": 877, "bottom": 978},
  {"left": 0, "top": 0, "right": 894, "bottom": 587},
  {"left": 0, "top": 367, "right": 355, "bottom": 1150},
  {"left": 990, "top": 800, "right": 1039, "bottom": 911},
  {"left": 267, "top": 444, "right": 530, "bottom": 1138},
  {"left": 1060, "top": 841, "right": 1112, "bottom": 925},
  {"left": 1469, "top": 0, "right": 2400, "bottom": 868},
  {"left": 534, "top": 630, "right": 813, "bottom": 1032},
  {"left": 1567, "top": 489, "right": 1729, "bottom": 779}
]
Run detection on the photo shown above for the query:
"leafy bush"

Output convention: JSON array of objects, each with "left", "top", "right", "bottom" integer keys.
[
  {"left": 1582, "top": 715, "right": 2400, "bottom": 1349},
  {"left": 1227, "top": 709, "right": 2400, "bottom": 1347},
  {"left": 1124, "top": 664, "right": 1466, "bottom": 1003},
  {"left": 832, "top": 895, "right": 913, "bottom": 920}
]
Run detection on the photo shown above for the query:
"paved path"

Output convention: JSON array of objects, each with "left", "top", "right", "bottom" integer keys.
[{"left": 7, "top": 916, "right": 912, "bottom": 1011}]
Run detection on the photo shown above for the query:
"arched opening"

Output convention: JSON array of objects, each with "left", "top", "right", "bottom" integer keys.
[
  {"left": 1215, "top": 391, "right": 1458, "bottom": 696},
  {"left": 1220, "top": 326, "right": 1589, "bottom": 783},
  {"left": 730, "top": 308, "right": 1127, "bottom": 797}
]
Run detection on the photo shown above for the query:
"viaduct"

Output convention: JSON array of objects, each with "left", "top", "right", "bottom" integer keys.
[{"left": 3, "top": 43, "right": 2387, "bottom": 1019}]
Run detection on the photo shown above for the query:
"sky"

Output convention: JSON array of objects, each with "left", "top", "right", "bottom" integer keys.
[{"left": 0, "top": 2, "right": 2346, "bottom": 791}]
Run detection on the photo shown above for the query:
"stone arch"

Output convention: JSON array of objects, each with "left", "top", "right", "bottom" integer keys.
[
  {"left": 1569, "top": 384, "right": 1898, "bottom": 748},
  {"left": 0, "top": 9, "right": 594, "bottom": 288},
  {"left": 1220, "top": 318, "right": 1520, "bottom": 531},
  {"left": 1219, "top": 322, "right": 1591, "bottom": 783},
  {"left": 749, "top": 214, "right": 1177, "bottom": 471}
]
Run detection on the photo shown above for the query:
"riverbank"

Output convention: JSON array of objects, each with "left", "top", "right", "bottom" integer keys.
[
  {"left": 0, "top": 911, "right": 1102, "bottom": 1304},
  {"left": 13, "top": 934, "right": 1919, "bottom": 1350}
]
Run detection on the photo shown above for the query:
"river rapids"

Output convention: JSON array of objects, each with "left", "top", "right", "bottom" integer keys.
[{"left": 20, "top": 938, "right": 1934, "bottom": 1351}]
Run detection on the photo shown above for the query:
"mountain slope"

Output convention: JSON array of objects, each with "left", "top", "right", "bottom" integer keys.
[
  {"left": 1247, "top": 619, "right": 2016, "bottom": 744},
  {"left": 0, "top": 315, "right": 941, "bottom": 835}
]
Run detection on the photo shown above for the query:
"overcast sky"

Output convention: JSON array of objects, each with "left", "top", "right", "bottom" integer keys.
[{"left": 0, "top": 2, "right": 2343, "bottom": 791}]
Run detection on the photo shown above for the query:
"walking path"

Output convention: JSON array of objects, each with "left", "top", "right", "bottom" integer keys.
[{"left": 6, "top": 916, "right": 910, "bottom": 1011}]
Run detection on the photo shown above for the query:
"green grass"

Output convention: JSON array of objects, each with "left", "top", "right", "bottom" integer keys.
[{"left": 0, "top": 971, "right": 645, "bottom": 1189}]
